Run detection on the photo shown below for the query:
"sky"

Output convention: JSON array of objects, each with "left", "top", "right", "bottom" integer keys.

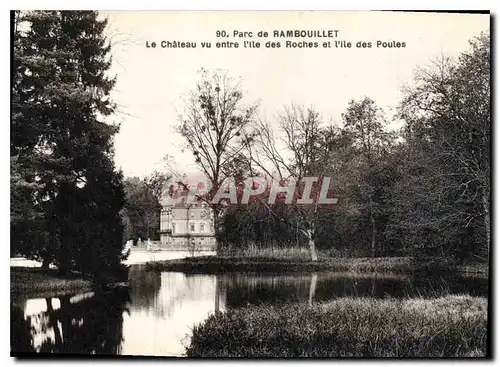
[{"left": 100, "top": 11, "right": 489, "bottom": 178}]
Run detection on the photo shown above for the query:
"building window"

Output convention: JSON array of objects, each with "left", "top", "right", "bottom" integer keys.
[
  {"left": 190, "top": 223, "right": 195, "bottom": 232},
  {"left": 172, "top": 222, "right": 176, "bottom": 234},
  {"left": 200, "top": 223, "right": 205, "bottom": 233}
]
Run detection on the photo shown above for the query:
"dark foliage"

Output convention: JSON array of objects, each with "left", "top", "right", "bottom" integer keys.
[
  {"left": 11, "top": 11, "right": 127, "bottom": 281},
  {"left": 216, "top": 33, "right": 490, "bottom": 264}
]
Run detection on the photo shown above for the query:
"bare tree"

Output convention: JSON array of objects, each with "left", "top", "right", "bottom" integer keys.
[
  {"left": 250, "top": 105, "right": 338, "bottom": 261},
  {"left": 176, "top": 69, "right": 258, "bottom": 252}
]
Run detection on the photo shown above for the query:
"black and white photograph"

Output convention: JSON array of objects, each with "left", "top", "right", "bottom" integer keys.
[{"left": 10, "top": 9, "right": 491, "bottom": 358}]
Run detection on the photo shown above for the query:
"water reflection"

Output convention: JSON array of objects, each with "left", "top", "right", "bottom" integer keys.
[
  {"left": 218, "top": 272, "right": 487, "bottom": 308},
  {"left": 11, "top": 265, "right": 488, "bottom": 357},
  {"left": 11, "top": 288, "right": 130, "bottom": 355},
  {"left": 122, "top": 267, "right": 218, "bottom": 356}
]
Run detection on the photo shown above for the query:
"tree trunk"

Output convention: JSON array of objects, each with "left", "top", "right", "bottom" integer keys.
[
  {"left": 215, "top": 276, "right": 220, "bottom": 312},
  {"left": 482, "top": 193, "right": 490, "bottom": 258},
  {"left": 296, "top": 221, "right": 300, "bottom": 247},
  {"left": 370, "top": 199, "right": 376, "bottom": 258},
  {"left": 59, "top": 296, "right": 72, "bottom": 353},
  {"left": 212, "top": 206, "right": 221, "bottom": 255},
  {"left": 41, "top": 257, "right": 50, "bottom": 269},
  {"left": 46, "top": 298, "right": 63, "bottom": 351},
  {"left": 308, "top": 272, "right": 318, "bottom": 305},
  {"left": 57, "top": 239, "right": 71, "bottom": 276},
  {"left": 307, "top": 229, "right": 318, "bottom": 262}
]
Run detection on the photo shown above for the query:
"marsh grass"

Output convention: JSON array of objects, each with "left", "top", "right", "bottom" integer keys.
[
  {"left": 222, "top": 244, "right": 316, "bottom": 260},
  {"left": 186, "top": 295, "right": 488, "bottom": 357},
  {"left": 146, "top": 255, "right": 411, "bottom": 273}
]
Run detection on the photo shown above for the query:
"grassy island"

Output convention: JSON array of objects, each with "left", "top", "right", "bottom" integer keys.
[
  {"left": 186, "top": 295, "right": 488, "bottom": 358},
  {"left": 145, "top": 255, "right": 488, "bottom": 277}
]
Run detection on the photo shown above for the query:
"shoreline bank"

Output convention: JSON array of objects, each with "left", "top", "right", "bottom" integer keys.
[
  {"left": 145, "top": 256, "right": 489, "bottom": 277},
  {"left": 10, "top": 267, "right": 129, "bottom": 298},
  {"left": 11, "top": 267, "right": 93, "bottom": 297}
]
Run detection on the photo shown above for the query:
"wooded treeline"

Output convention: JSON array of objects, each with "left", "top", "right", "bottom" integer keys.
[
  {"left": 121, "top": 174, "right": 169, "bottom": 244},
  {"left": 11, "top": 11, "right": 127, "bottom": 280},
  {"left": 178, "top": 33, "right": 490, "bottom": 263}
]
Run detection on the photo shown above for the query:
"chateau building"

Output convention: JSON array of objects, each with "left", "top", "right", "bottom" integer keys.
[{"left": 159, "top": 183, "right": 216, "bottom": 251}]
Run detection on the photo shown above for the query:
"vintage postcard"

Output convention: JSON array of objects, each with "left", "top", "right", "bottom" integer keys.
[{"left": 10, "top": 10, "right": 490, "bottom": 358}]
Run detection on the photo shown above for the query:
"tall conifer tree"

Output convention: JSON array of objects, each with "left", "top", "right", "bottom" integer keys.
[{"left": 12, "top": 11, "right": 126, "bottom": 278}]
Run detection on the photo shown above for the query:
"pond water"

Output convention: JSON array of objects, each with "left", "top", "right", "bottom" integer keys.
[{"left": 11, "top": 255, "right": 488, "bottom": 356}]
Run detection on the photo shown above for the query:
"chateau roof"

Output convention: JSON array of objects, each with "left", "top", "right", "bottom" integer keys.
[{"left": 161, "top": 183, "right": 208, "bottom": 209}]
